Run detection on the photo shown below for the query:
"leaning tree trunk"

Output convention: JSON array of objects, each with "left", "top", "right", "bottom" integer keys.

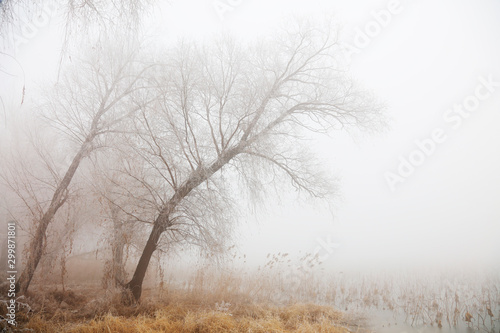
[
  {"left": 124, "top": 148, "right": 241, "bottom": 303},
  {"left": 16, "top": 140, "right": 91, "bottom": 294},
  {"left": 123, "top": 219, "right": 165, "bottom": 303}
]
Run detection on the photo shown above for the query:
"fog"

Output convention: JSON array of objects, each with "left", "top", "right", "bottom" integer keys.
[
  {"left": 4, "top": 1, "right": 499, "bottom": 273},
  {"left": 1, "top": 0, "right": 499, "bottom": 331},
  {"left": 2, "top": 0, "right": 499, "bottom": 277},
  {"left": 142, "top": 0, "right": 500, "bottom": 271}
]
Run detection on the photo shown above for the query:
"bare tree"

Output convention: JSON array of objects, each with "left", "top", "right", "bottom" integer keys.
[
  {"left": 91, "top": 165, "right": 148, "bottom": 289},
  {"left": 0, "top": 0, "right": 156, "bottom": 138},
  {"left": 2, "top": 41, "right": 156, "bottom": 294},
  {"left": 0, "top": 0, "right": 153, "bottom": 47},
  {"left": 107, "top": 201, "right": 127, "bottom": 287},
  {"left": 122, "top": 24, "right": 383, "bottom": 302}
]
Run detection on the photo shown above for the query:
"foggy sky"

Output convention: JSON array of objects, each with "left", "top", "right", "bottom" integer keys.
[{"left": 1, "top": 0, "right": 499, "bottom": 272}]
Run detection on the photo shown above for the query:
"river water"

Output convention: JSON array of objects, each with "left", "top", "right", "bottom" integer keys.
[{"left": 364, "top": 308, "right": 499, "bottom": 333}]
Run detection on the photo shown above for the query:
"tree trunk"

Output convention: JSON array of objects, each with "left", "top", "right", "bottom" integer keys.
[
  {"left": 112, "top": 233, "right": 125, "bottom": 288},
  {"left": 16, "top": 141, "right": 91, "bottom": 294},
  {"left": 16, "top": 212, "right": 54, "bottom": 293},
  {"left": 110, "top": 206, "right": 126, "bottom": 287},
  {"left": 124, "top": 219, "right": 165, "bottom": 303},
  {"left": 124, "top": 148, "right": 241, "bottom": 303}
]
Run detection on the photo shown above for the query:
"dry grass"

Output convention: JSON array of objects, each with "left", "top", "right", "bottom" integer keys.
[
  {"left": 6, "top": 255, "right": 496, "bottom": 332},
  {"left": 2, "top": 275, "right": 351, "bottom": 333},
  {"left": 20, "top": 294, "right": 349, "bottom": 333}
]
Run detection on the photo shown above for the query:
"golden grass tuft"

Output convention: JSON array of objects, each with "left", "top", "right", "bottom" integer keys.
[
  {"left": 11, "top": 260, "right": 357, "bottom": 332},
  {"left": 23, "top": 301, "right": 349, "bottom": 333}
]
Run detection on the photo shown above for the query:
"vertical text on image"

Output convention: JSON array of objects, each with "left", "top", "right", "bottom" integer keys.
[{"left": 6, "top": 221, "right": 17, "bottom": 327}]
